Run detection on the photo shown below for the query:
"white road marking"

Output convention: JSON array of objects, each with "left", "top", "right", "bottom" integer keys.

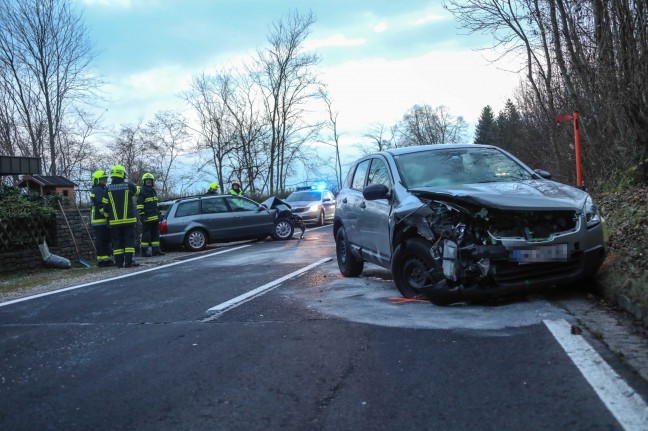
[
  {"left": 0, "top": 245, "right": 251, "bottom": 308},
  {"left": 203, "top": 257, "right": 332, "bottom": 319},
  {"left": 544, "top": 319, "right": 648, "bottom": 431}
]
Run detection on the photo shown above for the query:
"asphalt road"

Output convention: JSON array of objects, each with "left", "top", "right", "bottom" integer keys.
[{"left": 1, "top": 225, "right": 647, "bottom": 431}]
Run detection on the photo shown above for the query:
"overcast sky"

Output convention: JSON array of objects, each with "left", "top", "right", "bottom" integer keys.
[{"left": 78, "top": 0, "right": 523, "bottom": 181}]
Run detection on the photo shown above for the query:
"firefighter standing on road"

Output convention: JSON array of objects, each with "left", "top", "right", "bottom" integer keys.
[
  {"left": 102, "top": 165, "right": 141, "bottom": 268},
  {"left": 229, "top": 179, "right": 243, "bottom": 196},
  {"left": 90, "top": 170, "right": 114, "bottom": 267},
  {"left": 137, "top": 173, "right": 165, "bottom": 257}
]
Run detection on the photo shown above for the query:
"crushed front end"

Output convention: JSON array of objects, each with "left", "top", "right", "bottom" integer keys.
[{"left": 393, "top": 192, "right": 607, "bottom": 305}]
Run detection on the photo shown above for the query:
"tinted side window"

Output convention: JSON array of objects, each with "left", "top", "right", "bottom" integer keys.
[
  {"left": 175, "top": 201, "right": 201, "bottom": 217},
  {"left": 351, "top": 160, "right": 370, "bottom": 191},
  {"left": 202, "top": 197, "right": 228, "bottom": 214},
  {"left": 367, "top": 158, "right": 391, "bottom": 188}
]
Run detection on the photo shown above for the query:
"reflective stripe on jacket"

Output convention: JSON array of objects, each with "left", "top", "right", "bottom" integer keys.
[
  {"left": 229, "top": 189, "right": 243, "bottom": 196},
  {"left": 137, "top": 185, "right": 160, "bottom": 223},
  {"left": 102, "top": 181, "right": 140, "bottom": 226},
  {"left": 90, "top": 184, "right": 108, "bottom": 226}
]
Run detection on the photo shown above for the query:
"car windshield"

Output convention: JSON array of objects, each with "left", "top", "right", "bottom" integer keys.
[
  {"left": 394, "top": 147, "right": 534, "bottom": 189},
  {"left": 286, "top": 191, "right": 321, "bottom": 202}
]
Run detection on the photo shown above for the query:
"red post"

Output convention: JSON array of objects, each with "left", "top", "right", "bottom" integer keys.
[
  {"left": 573, "top": 111, "right": 583, "bottom": 188},
  {"left": 554, "top": 111, "right": 583, "bottom": 188}
]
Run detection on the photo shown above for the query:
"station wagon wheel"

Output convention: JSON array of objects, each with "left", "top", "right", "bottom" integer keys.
[
  {"left": 184, "top": 228, "right": 207, "bottom": 251},
  {"left": 336, "top": 227, "right": 364, "bottom": 277},
  {"left": 392, "top": 238, "right": 439, "bottom": 298},
  {"left": 317, "top": 210, "right": 325, "bottom": 226},
  {"left": 272, "top": 218, "right": 294, "bottom": 240}
]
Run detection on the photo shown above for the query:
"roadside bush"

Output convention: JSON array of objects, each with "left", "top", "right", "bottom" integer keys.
[{"left": 0, "top": 185, "right": 58, "bottom": 248}]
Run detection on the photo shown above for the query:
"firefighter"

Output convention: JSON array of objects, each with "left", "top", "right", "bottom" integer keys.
[
  {"left": 90, "top": 170, "right": 114, "bottom": 267},
  {"left": 229, "top": 179, "right": 243, "bottom": 196},
  {"left": 102, "top": 165, "right": 140, "bottom": 268},
  {"left": 205, "top": 182, "right": 219, "bottom": 195},
  {"left": 137, "top": 173, "right": 164, "bottom": 257}
]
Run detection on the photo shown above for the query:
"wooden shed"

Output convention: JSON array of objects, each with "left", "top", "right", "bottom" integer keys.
[{"left": 18, "top": 175, "right": 78, "bottom": 205}]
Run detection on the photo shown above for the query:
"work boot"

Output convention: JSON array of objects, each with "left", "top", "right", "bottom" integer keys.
[
  {"left": 124, "top": 261, "right": 140, "bottom": 268},
  {"left": 114, "top": 255, "right": 125, "bottom": 268},
  {"left": 152, "top": 246, "right": 165, "bottom": 256},
  {"left": 141, "top": 248, "right": 152, "bottom": 257}
]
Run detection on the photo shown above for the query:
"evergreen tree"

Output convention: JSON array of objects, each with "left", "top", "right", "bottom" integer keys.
[
  {"left": 473, "top": 105, "right": 497, "bottom": 145},
  {"left": 495, "top": 99, "right": 521, "bottom": 153}
]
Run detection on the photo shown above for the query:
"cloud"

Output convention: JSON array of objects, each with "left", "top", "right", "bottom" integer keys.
[
  {"left": 320, "top": 49, "right": 520, "bottom": 137},
  {"left": 81, "top": 0, "right": 161, "bottom": 8},
  {"left": 409, "top": 14, "right": 447, "bottom": 26},
  {"left": 81, "top": 0, "right": 133, "bottom": 8},
  {"left": 373, "top": 22, "right": 389, "bottom": 33},
  {"left": 304, "top": 34, "right": 366, "bottom": 50}
]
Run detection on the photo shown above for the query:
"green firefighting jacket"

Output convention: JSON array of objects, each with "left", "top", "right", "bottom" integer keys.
[
  {"left": 102, "top": 179, "right": 140, "bottom": 226},
  {"left": 90, "top": 184, "right": 108, "bottom": 226},
  {"left": 137, "top": 185, "right": 160, "bottom": 223}
]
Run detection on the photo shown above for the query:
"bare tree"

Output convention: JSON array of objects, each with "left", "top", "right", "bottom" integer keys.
[
  {"left": 0, "top": 0, "right": 99, "bottom": 175},
  {"left": 358, "top": 123, "right": 398, "bottom": 156},
  {"left": 398, "top": 104, "right": 468, "bottom": 146},
  {"left": 251, "top": 10, "right": 322, "bottom": 194},
  {"left": 445, "top": 0, "right": 648, "bottom": 185},
  {"left": 144, "top": 110, "right": 191, "bottom": 198},
  {"left": 182, "top": 72, "right": 237, "bottom": 191},
  {"left": 108, "top": 120, "right": 154, "bottom": 184},
  {"left": 318, "top": 87, "right": 344, "bottom": 189}
]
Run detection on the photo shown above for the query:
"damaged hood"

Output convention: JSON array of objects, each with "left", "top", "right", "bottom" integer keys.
[{"left": 409, "top": 180, "right": 587, "bottom": 211}]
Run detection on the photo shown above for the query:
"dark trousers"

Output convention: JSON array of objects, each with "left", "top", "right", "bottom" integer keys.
[
  {"left": 111, "top": 223, "right": 136, "bottom": 266},
  {"left": 92, "top": 224, "right": 112, "bottom": 261},
  {"left": 141, "top": 221, "right": 160, "bottom": 249}
]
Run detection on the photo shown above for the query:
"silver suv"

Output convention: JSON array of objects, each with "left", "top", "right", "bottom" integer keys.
[
  {"left": 333, "top": 144, "right": 607, "bottom": 305},
  {"left": 159, "top": 195, "right": 302, "bottom": 251}
]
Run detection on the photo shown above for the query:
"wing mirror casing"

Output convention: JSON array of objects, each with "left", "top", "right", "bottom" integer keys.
[
  {"left": 534, "top": 169, "right": 552, "bottom": 179},
  {"left": 363, "top": 183, "right": 390, "bottom": 200}
]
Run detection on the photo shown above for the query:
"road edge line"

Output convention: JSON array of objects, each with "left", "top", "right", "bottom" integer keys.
[
  {"left": 543, "top": 318, "right": 648, "bottom": 431},
  {"left": 0, "top": 245, "right": 251, "bottom": 308}
]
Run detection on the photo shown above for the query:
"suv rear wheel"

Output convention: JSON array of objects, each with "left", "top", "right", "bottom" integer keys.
[
  {"left": 184, "top": 228, "right": 207, "bottom": 251},
  {"left": 336, "top": 227, "right": 364, "bottom": 276},
  {"left": 392, "top": 238, "right": 440, "bottom": 298}
]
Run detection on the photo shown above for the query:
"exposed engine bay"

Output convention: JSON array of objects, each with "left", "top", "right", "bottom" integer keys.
[{"left": 394, "top": 192, "right": 580, "bottom": 304}]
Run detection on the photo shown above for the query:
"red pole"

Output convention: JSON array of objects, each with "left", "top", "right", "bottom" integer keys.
[{"left": 573, "top": 111, "right": 583, "bottom": 188}]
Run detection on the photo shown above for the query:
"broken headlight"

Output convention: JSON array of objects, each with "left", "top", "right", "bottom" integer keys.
[{"left": 583, "top": 195, "right": 601, "bottom": 228}]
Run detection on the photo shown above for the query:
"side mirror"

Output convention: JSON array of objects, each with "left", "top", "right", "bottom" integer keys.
[
  {"left": 363, "top": 183, "right": 390, "bottom": 200},
  {"left": 534, "top": 169, "right": 552, "bottom": 180},
  {"left": 322, "top": 198, "right": 331, "bottom": 202}
]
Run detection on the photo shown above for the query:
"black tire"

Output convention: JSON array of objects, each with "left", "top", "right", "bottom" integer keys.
[
  {"left": 184, "top": 229, "right": 207, "bottom": 251},
  {"left": 272, "top": 218, "right": 294, "bottom": 240},
  {"left": 336, "top": 227, "right": 364, "bottom": 277},
  {"left": 391, "top": 237, "right": 440, "bottom": 298},
  {"left": 317, "top": 210, "right": 325, "bottom": 226}
]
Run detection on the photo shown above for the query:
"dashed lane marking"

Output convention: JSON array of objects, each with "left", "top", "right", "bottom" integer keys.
[{"left": 202, "top": 257, "right": 332, "bottom": 321}]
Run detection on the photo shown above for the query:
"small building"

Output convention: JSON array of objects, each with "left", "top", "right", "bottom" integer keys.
[{"left": 18, "top": 175, "right": 78, "bottom": 205}]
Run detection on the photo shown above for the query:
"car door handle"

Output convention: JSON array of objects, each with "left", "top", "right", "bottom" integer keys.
[
  {"left": 342, "top": 198, "right": 348, "bottom": 204},
  {"left": 360, "top": 202, "right": 366, "bottom": 209}
]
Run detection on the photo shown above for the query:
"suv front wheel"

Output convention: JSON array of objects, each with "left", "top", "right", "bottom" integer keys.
[
  {"left": 336, "top": 227, "right": 364, "bottom": 276},
  {"left": 391, "top": 238, "right": 440, "bottom": 298}
]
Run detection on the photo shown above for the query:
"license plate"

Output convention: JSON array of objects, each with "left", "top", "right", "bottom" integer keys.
[{"left": 510, "top": 244, "right": 569, "bottom": 263}]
